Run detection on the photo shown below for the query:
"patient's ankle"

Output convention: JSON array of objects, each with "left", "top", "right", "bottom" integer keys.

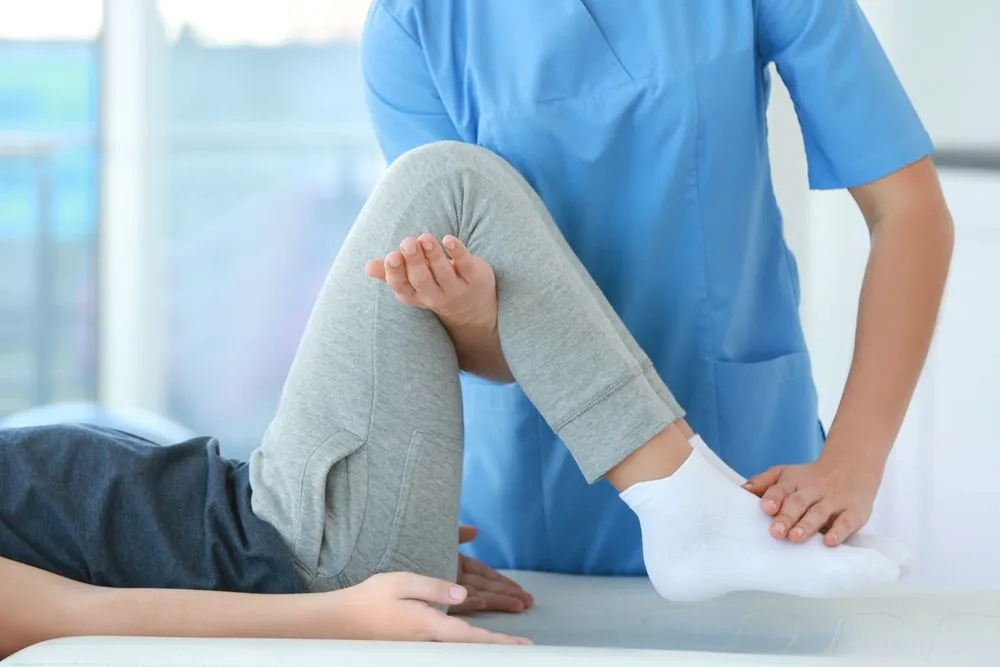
[{"left": 605, "top": 421, "right": 694, "bottom": 492}]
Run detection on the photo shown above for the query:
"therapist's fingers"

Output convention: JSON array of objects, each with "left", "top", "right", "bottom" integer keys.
[
  {"left": 384, "top": 251, "right": 417, "bottom": 305},
  {"left": 459, "top": 557, "right": 533, "bottom": 607},
  {"left": 760, "top": 478, "right": 794, "bottom": 517},
  {"left": 770, "top": 488, "right": 820, "bottom": 540},
  {"left": 787, "top": 501, "right": 836, "bottom": 543},
  {"left": 400, "top": 237, "right": 445, "bottom": 305},
  {"left": 419, "top": 234, "right": 460, "bottom": 292},
  {"left": 824, "top": 511, "right": 861, "bottom": 547},
  {"left": 459, "top": 575, "right": 527, "bottom": 613},
  {"left": 458, "top": 525, "right": 478, "bottom": 544},
  {"left": 742, "top": 466, "right": 784, "bottom": 498}
]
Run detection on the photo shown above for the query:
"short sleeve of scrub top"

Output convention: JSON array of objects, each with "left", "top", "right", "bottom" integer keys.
[
  {"left": 755, "top": 0, "right": 935, "bottom": 189},
  {"left": 360, "top": 1, "right": 461, "bottom": 161},
  {"left": 358, "top": 0, "right": 936, "bottom": 576}
]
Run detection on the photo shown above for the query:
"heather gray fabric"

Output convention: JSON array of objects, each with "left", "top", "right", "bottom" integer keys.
[{"left": 248, "top": 142, "right": 685, "bottom": 592}]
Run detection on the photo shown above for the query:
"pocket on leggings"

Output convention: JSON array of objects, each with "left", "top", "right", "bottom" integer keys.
[
  {"left": 377, "top": 431, "right": 464, "bottom": 582},
  {"left": 293, "top": 429, "right": 367, "bottom": 576}
]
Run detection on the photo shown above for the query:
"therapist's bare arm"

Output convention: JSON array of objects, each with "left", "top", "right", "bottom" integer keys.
[
  {"left": 827, "top": 156, "right": 953, "bottom": 465},
  {"left": 0, "top": 556, "right": 525, "bottom": 657},
  {"left": 744, "top": 156, "right": 953, "bottom": 545}
]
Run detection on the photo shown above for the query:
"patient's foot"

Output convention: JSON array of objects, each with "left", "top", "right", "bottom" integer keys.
[
  {"left": 620, "top": 447, "right": 901, "bottom": 602},
  {"left": 687, "top": 434, "right": 912, "bottom": 573}
]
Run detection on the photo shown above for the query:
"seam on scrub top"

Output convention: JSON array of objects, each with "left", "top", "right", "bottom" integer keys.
[
  {"left": 373, "top": 0, "right": 455, "bottom": 121},
  {"left": 372, "top": 0, "right": 419, "bottom": 45},
  {"left": 575, "top": 0, "right": 635, "bottom": 84},
  {"left": 533, "top": 406, "right": 553, "bottom": 571},
  {"left": 477, "top": 75, "right": 655, "bottom": 122},
  {"left": 688, "top": 70, "right": 723, "bottom": 455}
]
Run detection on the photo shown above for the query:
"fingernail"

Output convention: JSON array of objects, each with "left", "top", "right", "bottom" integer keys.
[
  {"left": 401, "top": 241, "right": 416, "bottom": 255},
  {"left": 764, "top": 500, "right": 777, "bottom": 511},
  {"left": 827, "top": 532, "right": 839, "bottom": 544},
  {"left": 387, "top": 255, "right": 401, "bottom": 268},
  {"left": 443, "top": 236, "right": 457, "bottom": 249},
  {"left": 422, "top": 239, "right": 434, "bottom": 251},
  {"left": 773, "top": 522, "right": 786, "bottom": 536},
  {"left": 742, "top": 481, "right": 753, "bottom": 489},
  {"left": 791, "top": 527, "right": 805, "bottom": 538},
  {"left": 449, "top": 586, "right": 465, "bottom": 601}
]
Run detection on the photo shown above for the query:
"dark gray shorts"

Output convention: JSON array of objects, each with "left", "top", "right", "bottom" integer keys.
[{"left": 0, "top": 424, "right": 306, "bottom": 594}]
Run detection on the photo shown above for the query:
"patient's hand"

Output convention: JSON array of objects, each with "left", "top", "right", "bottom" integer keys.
[
  {"left": 365, "top": 234, "right": 497, "bottom": 332},
  {"left": 450, "top": 526, "right": 534, "bottom": 616},
  {"left": 335, "top": 572, "right": 531, "bottom": 645}
]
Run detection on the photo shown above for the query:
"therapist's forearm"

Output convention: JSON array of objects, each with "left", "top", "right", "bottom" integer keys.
[{"left": 822, "top": 207, "right": 953, "bottom": 466}]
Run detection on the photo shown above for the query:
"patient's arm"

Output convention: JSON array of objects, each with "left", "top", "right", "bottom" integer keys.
[
  {"left": 0, "top": 556, "right": 318, "bottom": 657},
  {"left": 0, "top": 557, "right": 526, "bottom": 657}
]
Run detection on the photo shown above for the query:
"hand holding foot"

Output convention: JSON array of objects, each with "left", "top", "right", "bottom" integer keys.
[
  {"left": 742, "top": 454, "right": 884, "bottom": 546},
  {"left": 620, "top": 441, "right": 900, "bottom": 602}
]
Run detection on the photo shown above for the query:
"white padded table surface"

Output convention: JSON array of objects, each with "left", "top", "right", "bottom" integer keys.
[{"left": 6, "top": 571, "right": 1000, "bottom": 666}]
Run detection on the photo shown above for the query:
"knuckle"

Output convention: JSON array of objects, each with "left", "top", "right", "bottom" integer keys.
[{"left": 421, "top": 294, "right": 445, "bottom": 310}]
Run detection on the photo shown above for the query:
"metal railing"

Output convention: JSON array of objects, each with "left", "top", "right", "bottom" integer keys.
[{"left": 934, "top": 147, "right": 1000, "bottom": 173}]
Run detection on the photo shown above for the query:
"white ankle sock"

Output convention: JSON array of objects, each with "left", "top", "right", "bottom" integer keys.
[
  {"left": 688, "top": 435, "right": 912, "bottom": 574},
  {"left": 620, "top": 444, "right": 901, "bottom": 602}
]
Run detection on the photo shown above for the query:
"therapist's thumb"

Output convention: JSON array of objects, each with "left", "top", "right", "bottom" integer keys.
[
  {"left": 743, "top": 466, "right": 784, "bottom": 496},
  {"left": 392, "top": 572, "right": 468, "bottom": 605}
]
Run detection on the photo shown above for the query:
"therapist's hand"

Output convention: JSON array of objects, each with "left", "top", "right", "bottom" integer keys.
[
  {"left": 449, "top": 526, "right": 534, "bottom": 616},
  {"left": 741, "top": 453, "right": 885, "bottom": 546},
  {"left": 364, "top": 234, "right": 497, "bottom": 331}
]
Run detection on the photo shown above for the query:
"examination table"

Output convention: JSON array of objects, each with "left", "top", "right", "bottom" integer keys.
[{"left": 5, "top": 570, "right": 1000, "bottom": 666}]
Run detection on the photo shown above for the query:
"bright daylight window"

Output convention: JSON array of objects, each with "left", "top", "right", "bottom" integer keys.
[
  {"left": 158, "top": 0, "right": 379, "bottom": 457},
  {"left": 0, "top": 0, "right": 103, "bottom": 416},
  {"left": 0, "top": 0, "right": 379, "bottom": 459}
]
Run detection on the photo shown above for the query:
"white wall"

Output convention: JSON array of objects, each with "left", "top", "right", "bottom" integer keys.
[{"left": 769, "top": 0, "right": 1000, "bottom": 588}]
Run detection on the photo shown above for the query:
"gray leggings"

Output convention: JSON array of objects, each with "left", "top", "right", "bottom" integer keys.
[{"left": 248, "top": 142, "right": 685, "bottom": 592}]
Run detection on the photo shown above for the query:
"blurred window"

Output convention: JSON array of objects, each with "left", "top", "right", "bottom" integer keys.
[
  {"left": 0, "top": 1, "right": 103, "bottom": 415},
  {"left": 157, "top": 0, "right": 380, "bottom": 456}
]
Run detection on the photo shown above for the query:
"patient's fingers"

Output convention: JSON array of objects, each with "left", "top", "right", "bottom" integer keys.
[
  {"left": 442, "top": 235, "right": 477, "bottom": 281},
  {"left": 384, "top": 251, "right": 417, "bottom": 304},
  {"left": 401, "top": 237, "right": 444, "bottom": 305},
  {"left": 365, "top": 259, "right": 387, "bottom": 281},
  {"left": 419, "top": 234, "right": 460, "bottom": 292},
  {"left": 431, "top": 615, "right": 531, "bottom": 645}
]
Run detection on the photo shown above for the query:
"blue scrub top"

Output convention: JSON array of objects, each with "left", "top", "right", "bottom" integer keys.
[{"left": 360, "top": 0, "right": 934, "bottom": 576}]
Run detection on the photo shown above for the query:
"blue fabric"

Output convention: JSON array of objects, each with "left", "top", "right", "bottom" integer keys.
[
  {"left": 0, "top": 425, "right": 306, "bottom": 593},
  {"left": 361, "top": 0, "right": 935, "bottom": 575}
]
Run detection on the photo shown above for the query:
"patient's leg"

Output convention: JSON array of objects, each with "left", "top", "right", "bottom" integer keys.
[{"left": 249, "top": 141, "right": 899, "bottom": 601}]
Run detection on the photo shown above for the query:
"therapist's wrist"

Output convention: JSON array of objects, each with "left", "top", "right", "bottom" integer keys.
[{"left": 819, "top": 422, "right": 893, "bottom": 471}]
